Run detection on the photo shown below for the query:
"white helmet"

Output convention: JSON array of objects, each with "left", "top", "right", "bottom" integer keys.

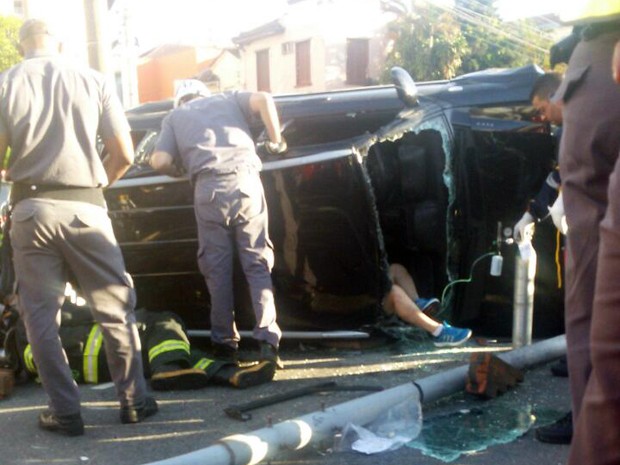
[{"left": 174, "top": 79, "right": 211, "bottom": 108}]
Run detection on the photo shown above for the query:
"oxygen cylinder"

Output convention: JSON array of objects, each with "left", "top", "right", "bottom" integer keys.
[{"left": 513, "top": 241, "right": 537, "bottom": 348}]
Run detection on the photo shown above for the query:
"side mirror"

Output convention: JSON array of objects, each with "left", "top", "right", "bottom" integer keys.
[{"left": 391, "top": 66, "right": 419, "bottom": 107}]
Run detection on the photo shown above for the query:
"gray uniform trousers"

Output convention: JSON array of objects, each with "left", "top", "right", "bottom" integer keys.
[
  {"left": 558, "top": 30, "right": 620, "bottom": 424},
  {"left": 194, "top": 170, "right": 281, "bottom": 348},
  {"left": 569, "top": 150, "right": 620, "bottom": 465},
  {"left": 566, "top": 31, "right": 620, "bottom": 465},
  {"left": 10, "top": 198, "right": 147, "bottom": 415}
]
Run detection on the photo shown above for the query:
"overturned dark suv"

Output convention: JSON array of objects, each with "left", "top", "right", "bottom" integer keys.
[{"left": 107, "top": 65, "right": 563, "bottom": 338}]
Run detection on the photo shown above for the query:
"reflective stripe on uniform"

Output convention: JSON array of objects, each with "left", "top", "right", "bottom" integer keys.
[
  {"left": 193, "top": 358, "right": 214, "bottom": 371},
  {"left": 83, "top": 324, "right": 104, "bottom": 384},
  {"left": 148, "top": 340, "right": 190, "bottom": 364},
  {"left": 23, "top": 344, "right": 36, "bottom": 375}
]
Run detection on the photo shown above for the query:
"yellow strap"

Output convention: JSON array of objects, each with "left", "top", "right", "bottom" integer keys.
[
  {"left": 555, "top": 229, "right": 563, "bottom": 289},
  {"left": 83, "top": 324, "right": 104, "bottom": 384},
  {"left": 23, "top": 344, "right": 36, "bottom": 374},
  {"left": 193, "top": 358, "right": 214, "bottom": 371},
  {"left": 148, "top": 340, "right": 190, "bottom": 363}
]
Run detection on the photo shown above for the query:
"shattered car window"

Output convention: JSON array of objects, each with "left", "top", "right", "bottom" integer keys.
[{"left": 134, "top": 130, "right": 159, "bottom": 165}]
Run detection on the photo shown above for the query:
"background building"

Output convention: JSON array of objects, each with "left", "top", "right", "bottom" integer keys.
[
  {"left": 0, "top": 0, "right": 569, "bottom": 104},
  {"left": 233, "top": 0, "right": 399, "bottom": 93},
  {"left": 137, "top": 45, "right": 241, "bottom": 103}
]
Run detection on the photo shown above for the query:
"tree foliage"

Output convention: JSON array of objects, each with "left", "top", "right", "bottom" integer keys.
[
  {"left": 382, "top": 0, "right": 553, "bottom": 82},
  {"left": 383, "top": 4, "right": 466, "bottom": 82},
  {"left": 0, "top": 15, "right": 22, "bottom": 73},
  {"left": 456, "top": 0, "right": 551, "bottom": 72}
]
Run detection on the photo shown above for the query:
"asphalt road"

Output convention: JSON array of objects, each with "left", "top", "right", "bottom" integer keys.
[{"left": 0, "top": 333, "right": 571, "bottom": 465}]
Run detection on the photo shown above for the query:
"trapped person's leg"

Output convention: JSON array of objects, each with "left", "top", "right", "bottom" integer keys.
[
  {"left": 389, "top": 263, "right": 420, "bottom": 301},
  {"left": 384, "top": 280, "right": 471, "bottom": 347},
  {"left": 384, "top": 284, "right": 438, "bottom": 334},
  {"left": 389, "top": 263, "right": 440, "bottom": 315}
]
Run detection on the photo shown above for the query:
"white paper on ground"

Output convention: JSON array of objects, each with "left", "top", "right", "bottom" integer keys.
[{"left": 348, "top": 423, "right": 413, "bottom": 454}]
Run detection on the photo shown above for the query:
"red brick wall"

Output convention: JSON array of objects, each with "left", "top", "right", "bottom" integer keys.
[{"left": 138, "top": 47, "right": 199, "bottom": 103}]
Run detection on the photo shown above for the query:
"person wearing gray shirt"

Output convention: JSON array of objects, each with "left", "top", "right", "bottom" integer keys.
[
  {"left": 150, "top": 79, "right": 286, "bottom": 366},
  {"left": 0, "top": 19, "right": 157, "bottom": 436}
]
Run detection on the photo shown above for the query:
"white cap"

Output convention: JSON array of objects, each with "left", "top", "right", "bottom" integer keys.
[{"left": 174, "top": 79, "right": 210, "bottom": 108}]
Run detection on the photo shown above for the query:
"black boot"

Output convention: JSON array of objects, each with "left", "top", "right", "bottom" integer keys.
[
  {"left": 550, "top": 356, "right": 568, "bottom": 377},
  {"left": 259, "top": 342, "right": 284, "bottom": 369},
  {"left": 38, "top": 410, "right": 84, "bottom": 436},
  {"left": 212, "top": 343, "right": 239, "bottom": 364},
  {"left": 535, "top": 411, "right": 572, "bottom": 444},
  {"left": 120, "top": 396, "right": 159, "bottom": 424}
]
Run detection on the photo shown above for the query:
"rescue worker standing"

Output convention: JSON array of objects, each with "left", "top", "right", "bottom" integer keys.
[
  {"left": 150, "top": 80, "right": 285, "bottom": 365},
  {"left": 0, "top": 19, "right": 157, "bottom": 436},
  {"left": 567, "top": 13, "right": 620, "bottom": 465},
  {"left": 512, "top": 74, "right": 571, "bottom": 445},
  {"left": 551, "top": 0, "right": 620, "bottom": 451}
]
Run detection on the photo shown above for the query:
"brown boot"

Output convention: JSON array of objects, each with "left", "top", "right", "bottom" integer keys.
[
  {"left": 151, "top": 365, "right": 210, "bottom": 391},
  {"left": 38, "top": 410, "right": 84, "bottom": 436},
  {"left": 228, "top": 361, "right": 277, "bottom": 389}
]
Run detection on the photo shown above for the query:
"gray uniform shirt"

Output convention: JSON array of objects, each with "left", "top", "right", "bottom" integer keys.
[
  {"left": 0, "top": 51, "right": 130, "bottom": 187},
  {"left": 154, "top": 91, "right": 262, "bottom": 181}
]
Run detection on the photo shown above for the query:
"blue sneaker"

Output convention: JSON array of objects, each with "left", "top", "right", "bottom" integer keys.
[
  {"left": 433, "top": 322, "right": 472, "bottom": 347},
  {"left": 415, "top": 297, "right": 441, "bottom": 317}
]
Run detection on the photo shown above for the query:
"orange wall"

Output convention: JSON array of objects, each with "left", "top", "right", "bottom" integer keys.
[{"left": 138, "top": 48, "right": 199, "bottom": 103}]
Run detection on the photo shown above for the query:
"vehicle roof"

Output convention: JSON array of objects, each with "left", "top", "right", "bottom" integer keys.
[
  {"left": 416, "top": 64, "right": 544, "bottom": 108},
  {"left": 126, "top": 65, "right": 543, "bottom": 131}
]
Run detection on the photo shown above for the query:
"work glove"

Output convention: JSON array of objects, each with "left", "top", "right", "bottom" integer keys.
[
  {"left": 264, "top": 138, "right": 288, "bottom": 156},
  {"left": 548, "top": 192, "right": 568, "bottom": 235},
  {"left": 513, "top": 211, "right": 535, "bottom": 243}
]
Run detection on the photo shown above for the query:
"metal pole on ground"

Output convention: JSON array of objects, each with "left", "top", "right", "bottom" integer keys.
[
  {"left": 140, "top": 335, "right": 566, "bottom": 465},
  {"left": 187, "top": 329, "right": 371, "bottom": 340}
]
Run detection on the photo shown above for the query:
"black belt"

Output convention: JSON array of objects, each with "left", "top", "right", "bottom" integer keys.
[
  {"left": 193, "top": 170, "right": 237, "bottom": 186},
  {"left": 197, "top": 170, "right": 238, "bottom": 179},
  {"left": 10, "top": 183, "right": 106, "bottom": 208}
]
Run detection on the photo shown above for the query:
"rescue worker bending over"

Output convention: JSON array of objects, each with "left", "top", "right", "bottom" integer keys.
[{"left": 150, "top": 80, "right": 286, "bottom": 366}]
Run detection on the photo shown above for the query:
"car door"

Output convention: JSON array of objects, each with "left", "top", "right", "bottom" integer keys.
[{"left": 448, "top": 108, "right": 563, "bottom": 337}]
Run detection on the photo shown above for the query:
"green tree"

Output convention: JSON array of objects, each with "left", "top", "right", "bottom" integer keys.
[
  {"left": 455, "top": 0, "right": 502, "bottom": 72},
  {"left": 383, "top": 2, "right": 467, "bottom": 82},
  {"left": 0, "top": 15, "right": 22, "bottom": 73},
  {"left": 382, "top": 0, "right": 554, "bottom": 81},
  {"left": 496, "top": 17, "right": 553, "bottom": 69},
  {"left": 455, "top": 0, "right": 551, "bottom": 72}
]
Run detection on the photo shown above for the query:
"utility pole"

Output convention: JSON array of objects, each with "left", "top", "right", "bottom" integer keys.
[
  {"left": 119, "top": 0, "right": 140, "bottom": 108},
  {"left": 83, "top": 0, "right": 109, "bottom": 73}
]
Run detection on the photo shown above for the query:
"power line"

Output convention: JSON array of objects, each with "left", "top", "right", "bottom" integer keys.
[
  {"left": 455, "top": 4, "right": 551, "bottom": 53},
  {"left": 453, "top": 0, "right": 557, "bottom": 41},
  {"left": 412, "top": 0, "right": 553, "bottom": 55}
]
